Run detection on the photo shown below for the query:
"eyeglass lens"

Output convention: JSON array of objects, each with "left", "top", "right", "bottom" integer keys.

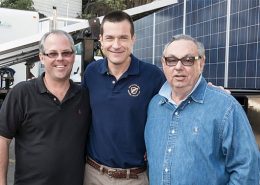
[
  {"left": 44, "top": 51, "right": 74, "bottom": 58},
  {"left": 164, "top": 56, "right": 200, "bottom": 66}
]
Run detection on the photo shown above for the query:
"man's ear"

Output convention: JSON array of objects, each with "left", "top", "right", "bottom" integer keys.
[
  {"left": 99, "top": 34, "right": 103, "bottom": 49},
  {"left": 39, "top": 53, "right": 45, "bottom": 65},
  {"left": 161, "top": 57, "right": 167, "bottom": 72},
  {"left": 132, "top": 34, "right": 136, "bottom": 43},
  {"left": 200, "top": 56, "right": 206, "bottom": 73},
  {"left": 161, "top": 57, "right": 164, "bottom": 66},
  {"left": 99, "top": 34, "right": 102, "bottom": 42}
]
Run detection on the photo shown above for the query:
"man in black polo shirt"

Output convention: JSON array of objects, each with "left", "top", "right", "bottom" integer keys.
[{"left": 0, "top": 30, "right": 91, "bottom": 185}]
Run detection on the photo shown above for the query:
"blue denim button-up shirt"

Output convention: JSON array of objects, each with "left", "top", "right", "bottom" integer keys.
[{"left": 145, "top": 77, "right": 260, "bottom": 185}]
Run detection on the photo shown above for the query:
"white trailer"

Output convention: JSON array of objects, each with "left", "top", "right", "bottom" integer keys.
[
  {"left": 0, "top": 8, "right": 40, "bottom": 85},
  {"left": 0, "top": 8, "right": 39, "bottom": 44}
]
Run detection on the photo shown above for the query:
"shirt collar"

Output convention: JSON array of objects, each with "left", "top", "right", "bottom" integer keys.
[
  {"left": 159, "top": 75, "right": 206, "bottom": 106},
  {"left": 98, "top": 54, "right": 140, "bottom": 76},
  {"left": 190, "top": 76, "right": 207, "bottom": 103},
  {"left": 36, "top": 73, "right": 48, "bottom": 94},
  {"left": 36, "top": 72, "right": 80, "bottom": 96}
]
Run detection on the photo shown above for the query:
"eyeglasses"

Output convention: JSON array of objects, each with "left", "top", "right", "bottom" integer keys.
[
  {"left": 43, "top": 51, "right": 74, "bottom": 59},
  {"left": 163, "top": 56, "right": 202, "bottom": 66}
]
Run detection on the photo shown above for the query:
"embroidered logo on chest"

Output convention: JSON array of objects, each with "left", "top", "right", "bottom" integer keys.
[{"left": 128, "top": 84, "right": 140, "bottom": 97}]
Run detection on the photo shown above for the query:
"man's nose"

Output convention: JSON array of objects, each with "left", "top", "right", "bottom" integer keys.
[
  {"left": 112, "top": 39, "right": 121, "bottom": 48},
  {"left": 175, "top": 60, "right": 183, "bottom": 68},
  {"left": 56, "top": 53, "right": 64, "bottom": 60}
]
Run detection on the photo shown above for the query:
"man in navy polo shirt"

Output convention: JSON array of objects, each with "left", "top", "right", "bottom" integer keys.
[{"left": 83, "top": 11, "right": 166, "bottom": 185}]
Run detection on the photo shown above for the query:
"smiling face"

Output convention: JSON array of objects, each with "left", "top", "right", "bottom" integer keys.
[
  {"left": 39, "top": 33, "right": 75, "bottom": 82},
  {"left": 162, "top": 39, "right": 205, "bottom": 94},
  {"left": 99, "top": 20, "right": 135, "bottom": 68}
]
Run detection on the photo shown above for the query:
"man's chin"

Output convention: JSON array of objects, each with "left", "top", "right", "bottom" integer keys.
[{"left": 109, "top": 59, "right": 125, "bottom": 65}]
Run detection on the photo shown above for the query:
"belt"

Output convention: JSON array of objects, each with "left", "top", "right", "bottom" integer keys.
[{"left": 87, "top": 157, "right": 146, "bottom": 179}]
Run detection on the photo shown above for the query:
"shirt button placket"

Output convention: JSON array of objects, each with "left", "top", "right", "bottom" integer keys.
[
  {"left": 162, "top": 166, "right": 171, "bottom": 185},
  {"left": 163, "top": 111, "right": 178, "bottom": 184},
  {"left": 162, "top": 117, "right": 177, "bottom": 184}
]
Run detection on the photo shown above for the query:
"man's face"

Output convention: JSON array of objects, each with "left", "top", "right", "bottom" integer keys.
[
  {"left": 39, "top": 34, "right": 75, "bottom": 82},
  {"left": 100, "top": 20, "right": 135, "bottom": 66},
  {"left": 162, "top": 40, "right": 205, "bottom": 93}
]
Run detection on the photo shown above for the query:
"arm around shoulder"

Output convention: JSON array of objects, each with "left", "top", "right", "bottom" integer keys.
[{"left": 0, "top": 136, "right": 11, "bottom": 185}]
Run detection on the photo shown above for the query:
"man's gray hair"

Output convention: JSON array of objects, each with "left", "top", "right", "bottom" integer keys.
[
  {"left": 39, "top": 30, "right": 76, "bottom": 54},
  {"left": 163, "top": 34, "right": 205, "bottom": 57}
]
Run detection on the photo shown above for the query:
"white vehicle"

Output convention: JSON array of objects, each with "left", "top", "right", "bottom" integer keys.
[
  {"left": 0, "top": 8, "right": 39, "bottom": 44},
  {"left": 0, "top": 8, "right": 40, "bottom": 85}
]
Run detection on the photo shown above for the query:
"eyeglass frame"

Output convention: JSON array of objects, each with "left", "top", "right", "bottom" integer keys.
[
  {"left": 42, "top": 51, "right": 75, "bottom": 59},
  {"left": 162, "top": 55, "right": 202, "bottom": 66}
]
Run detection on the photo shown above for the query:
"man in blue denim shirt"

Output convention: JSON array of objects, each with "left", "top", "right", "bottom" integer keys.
[{"left": 144, "top": 34, "right": 260, "bottom": 185}]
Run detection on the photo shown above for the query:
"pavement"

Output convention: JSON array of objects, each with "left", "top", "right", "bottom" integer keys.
[{"left": 8, "top": 140, "right": 15, "bottom": 185}]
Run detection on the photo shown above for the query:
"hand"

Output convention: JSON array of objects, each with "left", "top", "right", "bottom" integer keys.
[{"left": 208, "top": 82, "right": 231, "bottom": 94}]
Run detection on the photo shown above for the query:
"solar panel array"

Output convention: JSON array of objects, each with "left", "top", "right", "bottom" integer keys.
[{"left": 133, "top": 0, "right": 260, "bottom": 89}]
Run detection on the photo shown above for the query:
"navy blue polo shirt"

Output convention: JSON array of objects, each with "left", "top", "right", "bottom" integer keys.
[{"left": 83, "top": 54, "right": 166, "bottom": 168}]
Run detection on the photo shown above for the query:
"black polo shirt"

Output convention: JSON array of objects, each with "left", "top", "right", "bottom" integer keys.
[{"left": 0, "top": 74, "right": 91, "bottom": 185}]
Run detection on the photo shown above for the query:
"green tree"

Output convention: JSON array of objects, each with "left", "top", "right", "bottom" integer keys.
[
  {"left": 81, "top": 0, "right": 126, "bottom": 19},
  {"left": 81, "top": 0, "right": 154, "bottom": 19},
  {"left": 0, "top": 0, "right": 35, "bottom": 11},
  {"left": 106, "top": 0, "right": 126, "bottom": 10}
]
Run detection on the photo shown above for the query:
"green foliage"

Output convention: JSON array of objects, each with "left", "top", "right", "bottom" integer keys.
[
  {"left": 105, "top": 0, "right": 126, "bottom": 10},
  {"left": 81, "top": 0, "right": 154, "bottom": 19},
  {"left": 81, "top": 0, "right": 126, "bottom": 19},
  {"left": 0, "top": 0, "right": 35, "bottom": 11}
]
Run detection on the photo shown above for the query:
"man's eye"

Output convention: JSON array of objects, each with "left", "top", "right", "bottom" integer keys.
[
  {"left": 105, "top": 37, "right": 113, "bottom": 41},
  {"left": 120, "top": 37, "right": 129, "bottom": 41},
  {"left": 48, "top": 53, "right": 58, "bottom": 57},
  {"left": 184, "top": 57, "right": 194, "bottom": 62},
  {"left": 62, "top": 51, "right": 72, "bottom": 56},
  {"left": 167, "top": 58, "right": 178, "bottom": 62}
]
